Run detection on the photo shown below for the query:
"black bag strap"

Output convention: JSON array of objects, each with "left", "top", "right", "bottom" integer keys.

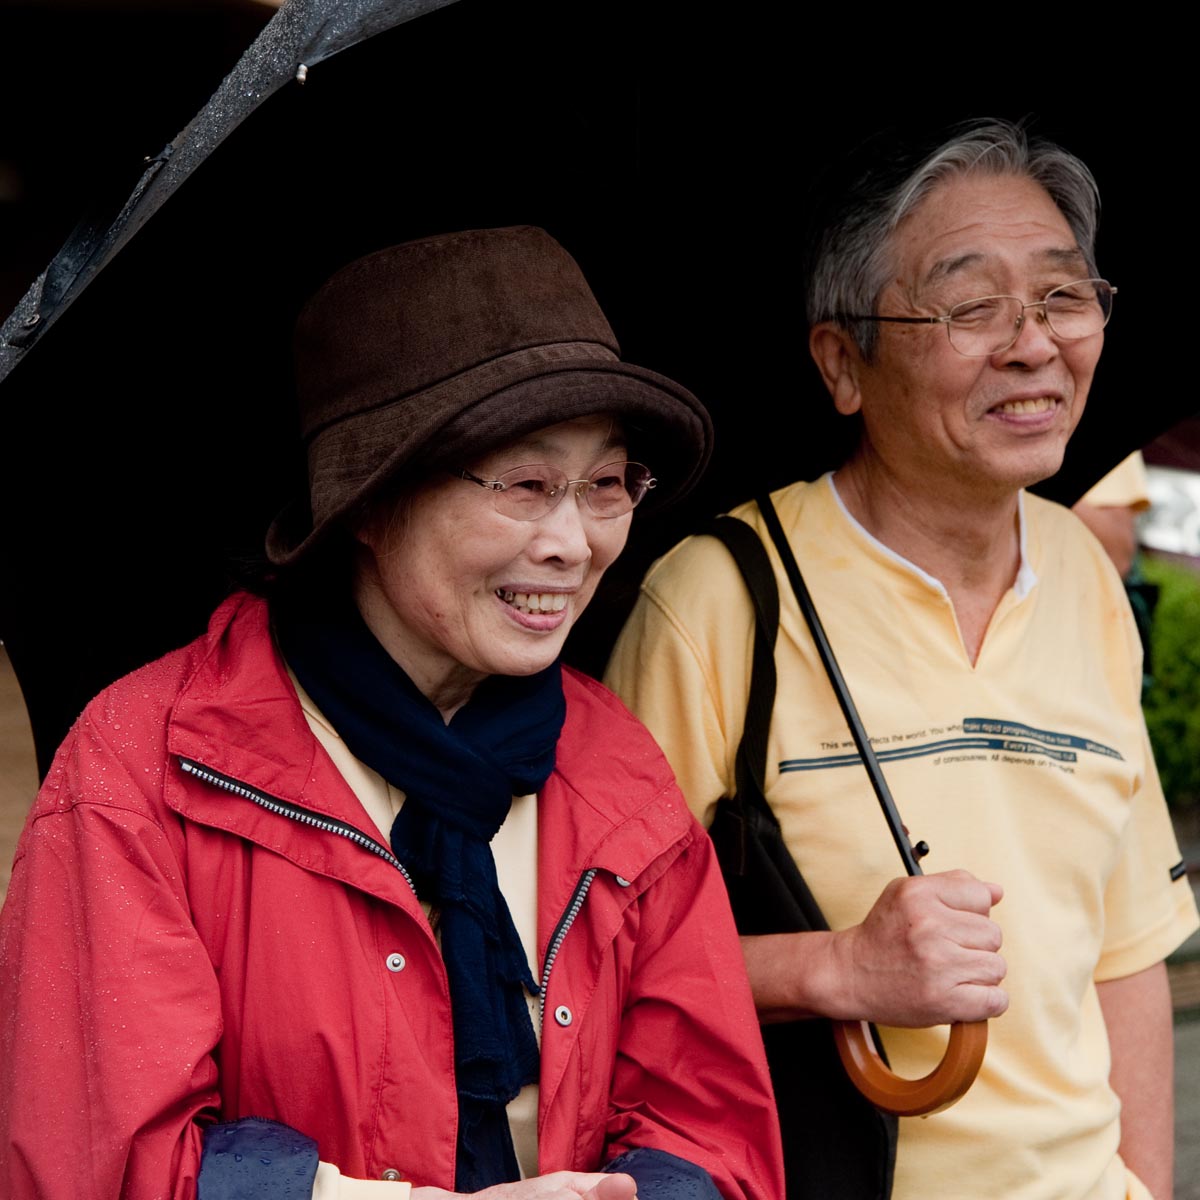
[
  {"left": 703, "top": 514, "right": 830, "bottom": 932},
  {"left": 705, "top": 515, "right": 780, "bottom": 821}
]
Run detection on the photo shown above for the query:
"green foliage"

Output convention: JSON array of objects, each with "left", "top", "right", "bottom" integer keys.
[{"left": 1142, "top": 555, "right": 1200, "bottom": 809}]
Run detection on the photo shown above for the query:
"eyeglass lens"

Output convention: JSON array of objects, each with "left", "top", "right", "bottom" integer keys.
[
  {"left": 489, "top": 462, "right": 654, "bottom": 520},
  {"left": 947, "top": 279, "right": 1113, "bottom": 356}
]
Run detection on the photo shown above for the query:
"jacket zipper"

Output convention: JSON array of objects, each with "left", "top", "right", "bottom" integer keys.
[
  {"left": 183, "top": 756, "right": 612, "bottom": 1031},
  {"left": 178, "top": 757, "right": 418, "bottom": 894},
  {"left": 538, "top": 869, "right": 597, "bottom": 1028}
]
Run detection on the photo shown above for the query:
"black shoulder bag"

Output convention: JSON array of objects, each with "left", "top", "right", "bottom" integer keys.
[{"left": 704, "top": 502, "right": 898, "bottom": 1200}]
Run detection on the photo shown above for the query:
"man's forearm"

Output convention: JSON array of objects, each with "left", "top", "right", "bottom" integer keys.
[
  {"left": 741, "top": 931, "right": 849, "bottom": 1023},
  {"left": 1097, "top": 962, "right": 1174, "bottom": 1200}
]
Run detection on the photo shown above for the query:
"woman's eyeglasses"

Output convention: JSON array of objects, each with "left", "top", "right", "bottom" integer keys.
[{"left": 456, "top": 461, "right": 656, "bottom": 521}]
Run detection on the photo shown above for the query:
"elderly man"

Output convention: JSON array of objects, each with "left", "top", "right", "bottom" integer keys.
[{"left": 606, "top": 121, "right": 1198, "bottom": 1200}]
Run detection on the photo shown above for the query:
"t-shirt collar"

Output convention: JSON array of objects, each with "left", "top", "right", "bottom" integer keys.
[{"left": 824, "top": 472, "right": 1039, "bottom": 601}]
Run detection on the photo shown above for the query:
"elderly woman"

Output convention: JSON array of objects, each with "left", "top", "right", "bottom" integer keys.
[{"left": 0, "top": 228, "right": 781, "bottom": 1200}]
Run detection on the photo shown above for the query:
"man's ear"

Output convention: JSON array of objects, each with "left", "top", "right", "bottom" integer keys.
[{"left": 809, "top": 323, "right": 865, "bottom": 417}]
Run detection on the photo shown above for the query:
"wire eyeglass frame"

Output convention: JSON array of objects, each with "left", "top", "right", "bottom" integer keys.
[
  {"left": 455, "top": 461, "right": 657, "bottom": 521},
  {"left": 837, "top": 278, "right": 1116, "bottom": 357}
]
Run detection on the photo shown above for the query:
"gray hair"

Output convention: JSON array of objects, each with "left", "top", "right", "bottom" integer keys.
[{"left": 806, "top": 119, "right": 1101, "bottom": 357}]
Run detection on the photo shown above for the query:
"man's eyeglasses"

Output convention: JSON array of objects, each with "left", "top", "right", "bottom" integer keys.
[
  {"left": 456, "top": 461, "right": 656, "bottom": 521},
  {"left": 838, "top": 278, "right": 1116, "bottom": 358}
]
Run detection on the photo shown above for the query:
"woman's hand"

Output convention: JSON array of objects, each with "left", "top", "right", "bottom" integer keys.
[{"left": 412, "top": 1171, "right": 636, "bottom": 1200}]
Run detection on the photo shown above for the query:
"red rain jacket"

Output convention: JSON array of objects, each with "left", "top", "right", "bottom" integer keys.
[{"left": 0, "top": 594, "right": 782, "bottom": 1199}]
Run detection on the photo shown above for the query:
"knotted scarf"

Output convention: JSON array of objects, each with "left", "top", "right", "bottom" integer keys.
[{"left": 274, "top": 588, "right": 563, "bottom": 1190}]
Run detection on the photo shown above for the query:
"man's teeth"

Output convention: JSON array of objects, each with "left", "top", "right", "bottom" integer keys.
[
  {"left": 497, "top": 590, "right": 568, "bottom": 614},
  {"left": 995, "top": 397, "right": 1055, "bottom": 415}
]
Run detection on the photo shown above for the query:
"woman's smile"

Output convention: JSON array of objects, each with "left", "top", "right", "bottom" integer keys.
[{"left": 494, "top": 588, "right": 574, "bottom": 635}]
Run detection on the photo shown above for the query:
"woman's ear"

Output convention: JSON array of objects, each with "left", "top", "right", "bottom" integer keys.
[
  {"left": 352, "top": 488, "right": 411, "bottom": 558},
  {"left": 349, "top": 506, "right": 384, "bottom": 556},
  {"left": 809, "top": 323, "right": 865, "bottom": 417}
]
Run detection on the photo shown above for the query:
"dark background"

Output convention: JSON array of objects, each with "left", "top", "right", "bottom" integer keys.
[{"left": 0, "top": 0, "right": 1190, "bottom": 771}]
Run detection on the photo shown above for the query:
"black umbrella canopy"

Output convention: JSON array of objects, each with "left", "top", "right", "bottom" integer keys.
[{"left": 0, "top": 0, "right": 1192, "bottom": 772}]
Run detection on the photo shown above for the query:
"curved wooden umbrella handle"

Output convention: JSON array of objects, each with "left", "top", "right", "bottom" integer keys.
[{"left": 832, "top": 1018, "right": 987, "bottom": 1117}]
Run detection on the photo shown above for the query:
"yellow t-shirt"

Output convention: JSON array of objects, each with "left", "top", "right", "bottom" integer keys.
[{"left": 606, "top": 474, "right": 1197, "bottom": 1200}]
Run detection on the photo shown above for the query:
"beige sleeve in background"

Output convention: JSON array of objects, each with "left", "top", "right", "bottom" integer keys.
[{"left": 1078, "top": 451, "right": 1151, "bottom": 510}]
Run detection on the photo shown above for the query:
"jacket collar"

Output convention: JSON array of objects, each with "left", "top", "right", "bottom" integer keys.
[{"left": 164, "top": 594, "right": 694, "bottom": 917}]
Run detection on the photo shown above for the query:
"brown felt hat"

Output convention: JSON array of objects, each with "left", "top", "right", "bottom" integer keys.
[{"left": 266, "top": 225, "right": 712, "bottom": 565}]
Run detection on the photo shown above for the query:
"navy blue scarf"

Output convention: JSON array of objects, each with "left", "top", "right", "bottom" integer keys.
[{"left": 274, "top": 590, "right": 563, "bottom": 1190}]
